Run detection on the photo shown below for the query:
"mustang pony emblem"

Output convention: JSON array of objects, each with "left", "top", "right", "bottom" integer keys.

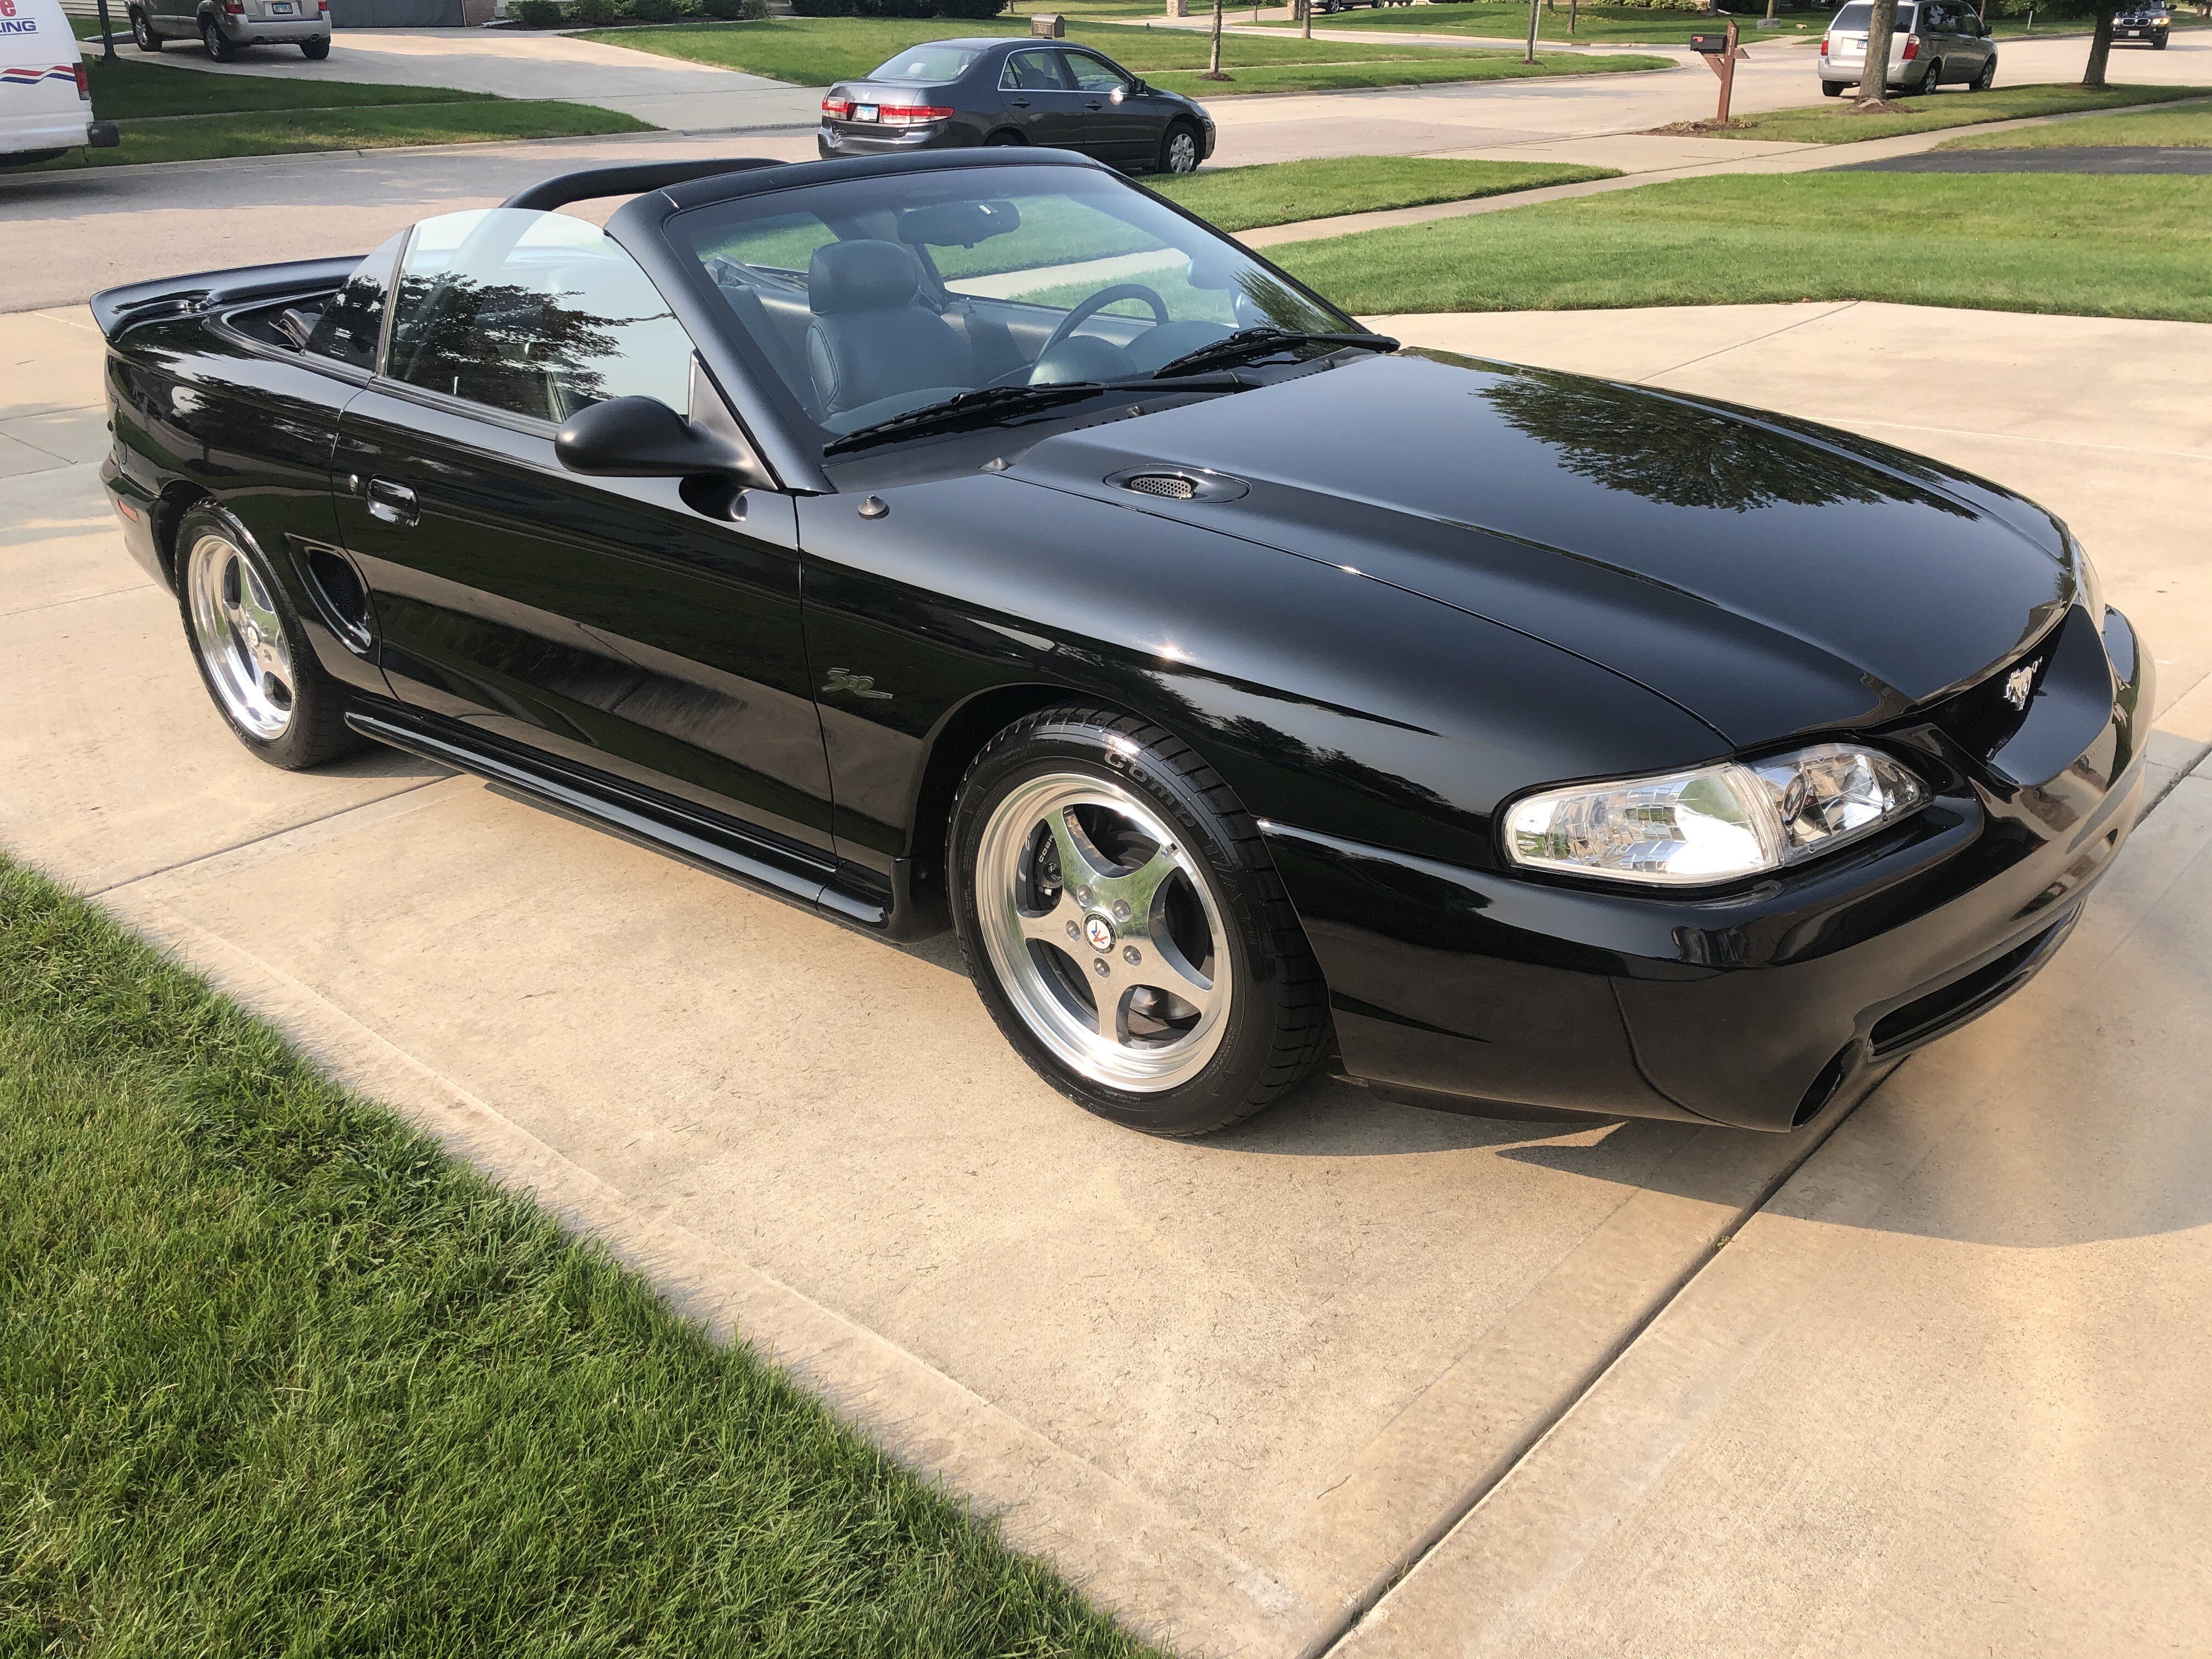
[
  {"left": 2004, "top": 661, "right": 2042, "bottom": 711},
  {"left": 822, "top": 667, "right": 891, "bottom": 700}
]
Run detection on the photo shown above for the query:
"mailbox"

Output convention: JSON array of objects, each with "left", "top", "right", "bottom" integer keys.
[
  {"left": 1031, "top": 12, "right": 1065, "bottom": 36},
  {"left": 1688, "top": 32, "right": 1729, "bottom": 50}
]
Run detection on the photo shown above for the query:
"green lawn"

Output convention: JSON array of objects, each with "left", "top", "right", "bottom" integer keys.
[
  {"left": 577, "top": 15, "right": 1664, "bottom": 88},
  {"left": 1251, "top": 0, "right": 1828, "bottom": 44},
  {"left": 81, "top": 53, "right": 487, "bottom": 119},
  {"left": 37, "top": 101, "right": 651, "bottom": 168},
  {"left": 0, "top": 857, "right": 1154, "bottom": 1658},
  {"left": 1687, "top": 80, "right": 2212, "bottom": 142},
  {"left": 1938, "top": 95, "right": 2212, "bottom": 146},
  {"left": 1153, "top": 153, "right": 1614, "bottom": 228},
  {"left": 1270, "top": 171, "right": 2212, "bottom": 321},
  {"left": 20, "top": 55, "right": 647, "bottom": 168}
]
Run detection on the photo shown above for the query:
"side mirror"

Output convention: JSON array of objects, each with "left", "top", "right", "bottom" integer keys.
[{"left": 556, "top": 393, "right": 769, "bottom": 516}]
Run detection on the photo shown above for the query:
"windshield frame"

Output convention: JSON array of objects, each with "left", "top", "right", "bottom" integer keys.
[{"left": 619, "top": 153, "right": 1361, "bottom": 490}]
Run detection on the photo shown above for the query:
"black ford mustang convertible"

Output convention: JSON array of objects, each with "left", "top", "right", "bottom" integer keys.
[{"left": 94, "top": 150, "right": 2149, "bottom": 1137}]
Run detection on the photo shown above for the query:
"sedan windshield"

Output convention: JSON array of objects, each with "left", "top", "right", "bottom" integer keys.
[
  {"left": 864, "top": 44, "right": 984, "bottom": 81},
  {"left": 673, "top": 164, "right": 1355, "bottom": 452}
]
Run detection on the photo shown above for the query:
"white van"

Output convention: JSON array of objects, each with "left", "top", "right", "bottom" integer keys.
[{"left": 2, "top": 0, "right": 120, "bottom": 167}]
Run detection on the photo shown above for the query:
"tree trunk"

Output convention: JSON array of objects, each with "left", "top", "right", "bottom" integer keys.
[
  {"left": 2080, "top": 0, "right": 2118, "bottom": 87},
  {"left": 1209, "top": 0, "right": 1224, "bottom": 75},
  {"left": 1853, "top": 0, "right": 1900, "bottom": 106},
  {"left": 1568, "top": 0, "right": 1577, "bottom": 31},
  {"left": 1523, "top": 0, "right": 1540, "bottom": 61},
  {"left": 1302, "top": 0, "right": 1312, "bottom": 37}
]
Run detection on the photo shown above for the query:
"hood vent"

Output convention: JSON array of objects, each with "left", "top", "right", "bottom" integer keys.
[
  {"left": 1106, "top": 467, "right": 1250, "bottom": 504},
  {"left": 1125, "top": 473, "right": 1199, "bottom": 500}
]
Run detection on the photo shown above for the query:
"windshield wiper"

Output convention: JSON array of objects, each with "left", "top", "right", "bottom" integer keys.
[
  {"left": 1150, "top": 326, "right": 1398, "bottom": 380},
  {"left": 822, "top": 375, "right": 1246, "bottom": 457},
  {"left": 823, "top": 382, "right": 1119, "bottom": 457}
]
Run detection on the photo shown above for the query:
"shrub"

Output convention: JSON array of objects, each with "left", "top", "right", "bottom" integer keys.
[
  {"left": 569, "top": 0, "right": 617, "bottom": 21},
  {"left": 631, "top": 0, "right": 678, "bottom": 19},
  {"left": 702, "top": 0, "right": 763, "bottom": 15},
  {"left": 511, "top": 0, "right": 564, "bottom": 24},
  {"left": 933, "top": 0, "right": 1006, "bottom": 15}
]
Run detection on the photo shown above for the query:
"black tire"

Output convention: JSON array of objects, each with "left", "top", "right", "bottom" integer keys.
[
  {"left": 1915, "top": 58, "right": 1942, "bottom": 94},
  {"left": 302, "top": 35, "right": 330, "bottom": 57},
  {"left": 131, "top": 7, "right": 163, "bottom": 50},
  {"left": 1820, "top": 78, "right": 1844, "bottom": 95},
  {"left": 201, "top": 15, "right": 236, "bottom": 60},
  {"left": 985, "top": 129, "right": 1025, "bottom": 146},
  {"left": 174, "top": 500, "right": 364, "bottom": 770},
  {"left": 949, "top": 706, "right": 1330, "bottom": 1136},
  {"left": 1971, "top": 53, "right": 1995, "bottom": 88},
  {"left": 1157, "top": 119, "right": 1201, "bottom": 176}
]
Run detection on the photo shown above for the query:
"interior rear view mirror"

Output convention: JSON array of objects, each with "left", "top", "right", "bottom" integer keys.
[{"left": 898, "top": 199, "right": 1023, "bottom": 250}]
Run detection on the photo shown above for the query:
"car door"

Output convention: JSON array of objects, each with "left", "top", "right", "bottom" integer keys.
[
  {"left": 329, "top": 206, "right": 837, "bottom": 857},
  {"left": 154, "top": 0, "right": 193, "bottom": 36},
  {"left": 1059, "top": 48, "right": 1158, "bottom": 163},
  {"left": 997, "top": 47, "right": 1087, "bottom": 149}
]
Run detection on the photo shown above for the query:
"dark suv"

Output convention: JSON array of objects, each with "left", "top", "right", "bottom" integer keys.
[
  {"left": 818, "top": 37, "right": 1215, "bottom": 174},
  {"left": 2113, "top": 1, "right": 2172, "bottom": 46}
]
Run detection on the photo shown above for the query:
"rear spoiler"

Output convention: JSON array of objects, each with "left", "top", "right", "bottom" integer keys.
[
  {"left": 89, "top": 255, "right": 363, "bottom": 342},
  {"left": 500, "top": 157, "right": 786, "bottom": 212}
]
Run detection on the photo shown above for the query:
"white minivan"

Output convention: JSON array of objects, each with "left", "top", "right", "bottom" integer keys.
[{"left": 2, "top": 0, "right": 120, "bottom": 167}]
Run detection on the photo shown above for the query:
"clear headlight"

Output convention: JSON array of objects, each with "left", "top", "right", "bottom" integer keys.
[{"left": 1503, "top": 743, "right": 1925, "bottom": 888}]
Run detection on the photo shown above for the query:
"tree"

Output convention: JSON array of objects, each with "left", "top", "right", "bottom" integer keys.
[
  {"left": 1853, "top": 0, "right": 1903, "bottom": 108},
  {"left": 2077, "top": 0, "right": 2121, "bottom": 87},
  {"left": 1206, "top": 0, "right": 1228, "bottom": 78}
]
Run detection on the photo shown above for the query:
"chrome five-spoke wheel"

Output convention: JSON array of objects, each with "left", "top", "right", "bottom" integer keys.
[
  {"left": 186, "top": 531, "right": 295, "bottom": 741},
  {"left": 975, "top": 772, "right": 1229, "bottom": 1093}
]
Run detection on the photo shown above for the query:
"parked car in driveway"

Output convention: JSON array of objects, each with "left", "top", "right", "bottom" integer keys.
[
  {"left": 1820, "top": 0, "right": 1995, "bottom": 96},
  {"left": 819, "top": 37, "right": 1214, "bottom": 174},
  {"left": 1, "top": 0, "right": 119, "bottom": 167},
  {"left": 2112, "top": 1, "right": 2172, "bottom": 46},
  {"left": 127, "top": 0, "right": 330, "bottom": 61},
  {"left": 90, "top": 150, "right": 2148, "bottom": 1138}
]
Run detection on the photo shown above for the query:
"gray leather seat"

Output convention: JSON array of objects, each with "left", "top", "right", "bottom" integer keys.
[{"left": 805, "top": 239, "right": 974, "bottom": 417}]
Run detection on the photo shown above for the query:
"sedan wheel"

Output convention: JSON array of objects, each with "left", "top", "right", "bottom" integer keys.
[
  {"left": 1160, "top": 123, "right": 1200, "bottom": 176},
  {"left": 951, "top": 707, "right": 1329, "bottom": 1135},
  {"left": 177, "top": 501, "right": 362, "bottom": 768}
]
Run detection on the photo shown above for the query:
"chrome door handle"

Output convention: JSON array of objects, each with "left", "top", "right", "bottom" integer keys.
[{"left": 365, "top": 478, "right": 418, "bottom": 527}]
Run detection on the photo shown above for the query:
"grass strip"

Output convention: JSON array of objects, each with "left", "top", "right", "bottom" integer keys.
[
  {"left": 575, "top": 14, "right": 1658, "bottom": 83},
  {"left": 1683, "top": 80, "right": 2212, "bottom": 143},
  {"left": 1269, "top": 171, "right": 2212, "bottom": 322},
  {"left": 1937, "top": 97, "right": 2212, "bottom": 147},
  {"left": 80, "top": 53, "right": 490, "bottom": 120},
  {"left": 1152, "top": 153, "right": 1615, "bottom": 229},
  {"left": 0, "top": 855, "right": 1154, "bottom": 1657},
  {"left": 1146, "top": 50, "right": 1663, "bottom": 94},
  {"left": 31, "top": 100, "right": 651, "bottom": 168}
]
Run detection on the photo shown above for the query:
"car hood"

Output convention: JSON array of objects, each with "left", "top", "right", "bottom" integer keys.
[{"left": 1009, "top": 351, "right": 2073, "bottom": 748}]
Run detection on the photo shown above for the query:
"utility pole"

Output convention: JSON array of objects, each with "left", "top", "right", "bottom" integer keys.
[{"left": 94, "top": 0, "right": 117, "bottom": 61}]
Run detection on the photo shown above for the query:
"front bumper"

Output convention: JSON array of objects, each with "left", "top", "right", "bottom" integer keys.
[{"left": 1267, "top": 603, "right": 2152, "bottom": 1132}]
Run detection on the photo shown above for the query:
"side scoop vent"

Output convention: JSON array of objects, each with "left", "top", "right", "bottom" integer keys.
[{"left": 1104, "top": 467, "right": 1249, "bottom": 504}]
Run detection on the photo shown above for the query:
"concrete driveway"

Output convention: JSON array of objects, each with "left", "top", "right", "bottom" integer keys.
[{"left": 5, "top": 285, "right": 2211, "bottom": 1655}]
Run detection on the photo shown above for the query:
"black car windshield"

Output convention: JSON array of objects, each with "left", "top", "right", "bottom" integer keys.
[
  {"left": 674, "top": 164, "right": 1355, "bottom": 454},
  {"left": 865, "top": 43, "right": 984, "bottom": 81},
  {"left": 1830, "top": 3, "right": 1916, "bottom": 25}
]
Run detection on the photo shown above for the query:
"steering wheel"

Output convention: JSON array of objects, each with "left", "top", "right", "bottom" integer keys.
[{"left": 987, "top": 284, "right": 1171, "bottom": 387}]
